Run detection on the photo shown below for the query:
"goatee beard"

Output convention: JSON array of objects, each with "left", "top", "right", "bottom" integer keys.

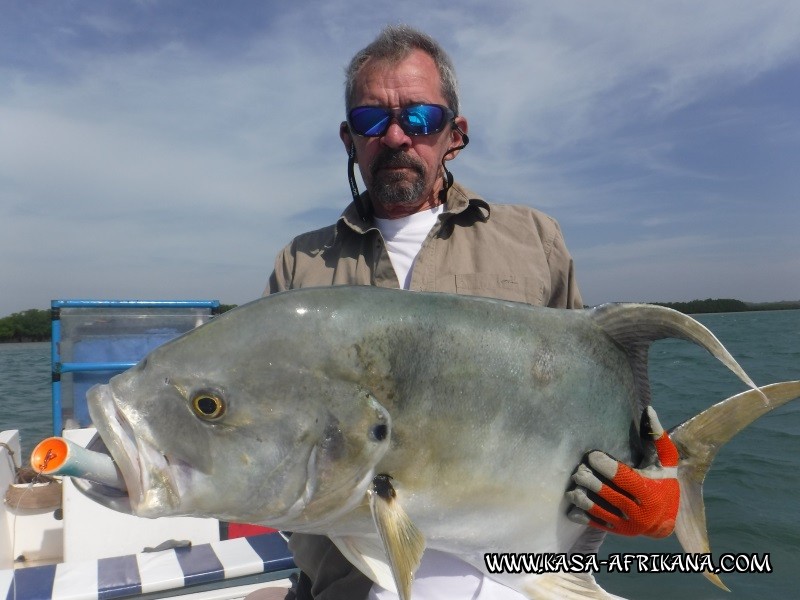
[{"left": 369, "top": 150, "right": 427, "bottom": 209}]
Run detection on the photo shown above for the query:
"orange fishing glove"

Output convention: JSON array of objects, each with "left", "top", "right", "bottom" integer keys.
[{"left": 565, "top": 406, "right": 679, "bottom": 538}]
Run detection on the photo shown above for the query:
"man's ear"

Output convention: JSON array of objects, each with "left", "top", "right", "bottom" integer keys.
[
  {"left": 446, "top": 115, "right": 469, "bottom": 161},
  {"left": 340, "top": 121, "right": 354, "bottom": 155}
]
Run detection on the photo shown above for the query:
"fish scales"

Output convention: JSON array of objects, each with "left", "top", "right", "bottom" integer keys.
[{"left": 78, "top": 286, "right": 800, "bottom": 599}]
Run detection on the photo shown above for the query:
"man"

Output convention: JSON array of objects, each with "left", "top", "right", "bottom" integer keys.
[{"left": 264, "top": 25, "right": 679, "bottom": 600}]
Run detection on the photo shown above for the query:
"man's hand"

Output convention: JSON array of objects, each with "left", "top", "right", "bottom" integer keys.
[{"left": 565, "top": 406, "right": 680, "bottom": 538}]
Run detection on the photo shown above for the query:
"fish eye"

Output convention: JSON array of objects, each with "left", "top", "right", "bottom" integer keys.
[
  {"left": 192, "top": 393, "right": 226, "bottom": 420},
  {"left": 370, "top": 423, "right": 388, "bottom": 442}
]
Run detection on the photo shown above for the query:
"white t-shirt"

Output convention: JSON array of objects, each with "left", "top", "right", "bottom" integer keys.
[
  {"left": 367, "top": 550, "right": 525, "bottom": 600},
  {"left": 374, "top": 205, "right": 443, "bottom": 289}
]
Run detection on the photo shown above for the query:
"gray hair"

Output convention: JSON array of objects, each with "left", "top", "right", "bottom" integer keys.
[{"left": 344, "top": 25, "right": 461, "bottom": 115}]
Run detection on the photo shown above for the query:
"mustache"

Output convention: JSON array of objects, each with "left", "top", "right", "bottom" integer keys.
[{"left": 369, "top": 150, "right": 425, "bottom": 178}]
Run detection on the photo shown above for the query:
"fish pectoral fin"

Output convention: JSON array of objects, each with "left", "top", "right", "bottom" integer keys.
[
  {"left": 523, "top": 572, "right": 628, "bottom": 600},
  {"left": 368, "top": 474, "right": 425, "bottom": 600}
]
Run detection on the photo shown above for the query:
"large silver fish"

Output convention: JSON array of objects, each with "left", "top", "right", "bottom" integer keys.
[{"left": 82, "top": 287, "right": 799, "bottom": 600}]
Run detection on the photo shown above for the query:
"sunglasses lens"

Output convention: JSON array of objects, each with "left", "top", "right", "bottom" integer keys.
[
  {"left": 349, "top": 107, "right": 391, "bottom": 136},
  {"left": 349, "top": 104, "right": 453, "bottom": 137},
  {"left": 402, "top": 104, "right": 447, "bottom": 135}
]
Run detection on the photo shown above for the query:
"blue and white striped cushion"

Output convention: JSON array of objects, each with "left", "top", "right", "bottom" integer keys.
[{"left": 1, "top": 533, "right": 295, "bottom": 600}]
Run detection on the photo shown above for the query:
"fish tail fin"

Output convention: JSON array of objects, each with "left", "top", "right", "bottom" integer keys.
[{"left": 670, "top": 380, "right": 800, "bottom": 590}]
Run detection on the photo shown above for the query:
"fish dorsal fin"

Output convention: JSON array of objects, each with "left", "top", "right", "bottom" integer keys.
[
  {"left": 591, "top": 303, "right": 765, "bottom": 406},
  {"left": 330, "top": 534, "right": 397, "bottom": 592},
  {"left": 368, "top": 474, "right": 425, "bottom": 600},
  {"left": 522, "top": 572, "right": 628, "bottom": 599}
]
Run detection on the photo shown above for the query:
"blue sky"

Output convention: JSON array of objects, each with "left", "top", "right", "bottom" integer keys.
[{"left": 1, "top": 0, "right": 799, "bottom": 316}]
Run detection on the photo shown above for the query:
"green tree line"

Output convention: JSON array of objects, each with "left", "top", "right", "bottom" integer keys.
[
  {"left": 0, "top": 305, "right": 239, "bottom": 343},
  {"left": 654, "top": 298, "right": 749, "bottom": 314},
  {"left": 0, "top": 309, "right": 51, "bottom": 342},
  {"left": 655, "top": 298, "right": 800, "bottom": 314}
]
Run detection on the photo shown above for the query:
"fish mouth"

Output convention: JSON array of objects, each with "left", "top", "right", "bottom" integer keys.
[
  {"left": 71, "top": 434, "right": 134, "bottom": 514},
  {"left": 84, "top": 383, "right": 188, "bottom": 517}
]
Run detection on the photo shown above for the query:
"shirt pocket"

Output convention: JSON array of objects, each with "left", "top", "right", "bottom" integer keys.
[{"left": 454, "top": 273, "right": 544, "bottom": 305}]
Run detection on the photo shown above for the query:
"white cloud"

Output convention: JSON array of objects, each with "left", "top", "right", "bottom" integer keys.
[{"left": 1, "top": 1, "right": 799, "bottom": 314}]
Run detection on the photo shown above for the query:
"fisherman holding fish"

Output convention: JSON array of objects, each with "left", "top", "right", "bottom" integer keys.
[{"left": 262, "top": 25, "right": 682, "bottom": 600}]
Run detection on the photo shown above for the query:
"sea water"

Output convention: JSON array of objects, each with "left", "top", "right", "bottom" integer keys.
[
  {"left": 0, "top": 342, "right": 52, "bottom": 454},
  {"left": 0, "top": 311, "right": 798, "bottom": 598}
]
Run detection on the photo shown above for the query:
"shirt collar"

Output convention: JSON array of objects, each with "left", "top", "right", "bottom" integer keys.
[{"left": 336, "top": 181, "right": 491, "bottom": 238}]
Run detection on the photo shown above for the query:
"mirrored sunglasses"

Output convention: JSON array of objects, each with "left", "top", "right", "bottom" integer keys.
[{"left": 348, "top": 103, "right": 456, "bottom": 137}]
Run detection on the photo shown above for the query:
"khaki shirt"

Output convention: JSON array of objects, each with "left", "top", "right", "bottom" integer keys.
[
  {"left": 265, "top": 182, "right": 583, "bottom": 309},
  {"left": 264, "top": 181, "right": 583, "bottom": 599}
]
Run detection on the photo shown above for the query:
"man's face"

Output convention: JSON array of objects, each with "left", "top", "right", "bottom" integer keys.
[{"left": 341, "top": 49, "right": 468, "bottom": 219}]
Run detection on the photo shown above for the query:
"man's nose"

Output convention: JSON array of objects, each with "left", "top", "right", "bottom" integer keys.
[{"left": 381, "top": 121, "right": 412, "bottom": 149}]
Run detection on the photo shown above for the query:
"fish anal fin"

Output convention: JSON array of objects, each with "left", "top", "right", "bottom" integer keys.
[
  {"left": 523, "top": 572, "right": 628, "bottom": 599},
  {"left": 368, "top": 474, "right": 425, "bottom": 600},
  {"left": 330, "top": 534, "right": 397, "bottom": 592}
]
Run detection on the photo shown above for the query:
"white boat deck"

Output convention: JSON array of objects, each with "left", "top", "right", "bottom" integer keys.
[
  {"left": 2, "top": 430, "right": 296, "bottom": 600},
  {"left": 0, "top": 533, "right": 294, "bottom": 600}
]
